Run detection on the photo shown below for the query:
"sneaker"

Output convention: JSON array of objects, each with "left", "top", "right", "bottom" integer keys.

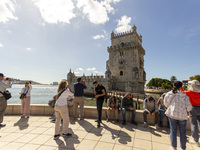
[
  {"left": 106, "top": 118, "right": 109, "bottom": 122},
  {"left": 80, "top": 118, "right": 84, "bottom": 120},
  {"left": 189, "top": 139, "right": 200, "bottom": 147},
  {"left": 169, "top": 146, "right": 177, "bottom": 150},
  {"left": 21, "top": 115, "right": 25, "bottom": 118},
  {"left": 54, "top": 134, "right": 60, "bottom": 140},
  {"left": 131, "top": 121, "right": 138, "bottom": 125},
  {"left": 62, "top": 133, "right": 72, "bottom": 138},
  {"left": 26, "top": 114, "right": 30, "bottom": 118},
  {"left": 122, "top": 121, "right": 126, "bottom": 125},
  {"left": 97, "top": 122, "right": 101, "bottom": 128},
  {"left": 155, "top": 123, "right": 161, "bottom": 129},
  {"left": 143, "top": 122, "right": 148, "bottom": 128},
  {"left": 50, "top": 119, "right": 56, "bottom": 123},
  {"left": 0, "top": 124, "right": 6, "bottom": 128}
]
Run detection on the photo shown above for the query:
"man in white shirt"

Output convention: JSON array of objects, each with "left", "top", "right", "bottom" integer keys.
[{"left": 0, "top": 73, "right": 12, "bottom": 128}]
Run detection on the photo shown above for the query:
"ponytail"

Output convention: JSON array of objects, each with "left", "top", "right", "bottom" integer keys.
[
  {"left": 172, "top": 86, "right": 178, "bottom": 94},
  {"left": 173, "top": 81, "right": 183, "bottom": 94}
]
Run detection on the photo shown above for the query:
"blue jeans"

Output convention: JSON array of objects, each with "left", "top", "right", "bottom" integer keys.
[
  {"left": 121, "top": 107, "right": 135, "bottom": 122},
  {"left": 189, "top": 105, "right": 200, "bottom": 142},
  {"left": 159, "top": 109, "right": 165, "bottom": 121},
  {"left": 168, "top": 117, "right": 187, "bottom": 149}
]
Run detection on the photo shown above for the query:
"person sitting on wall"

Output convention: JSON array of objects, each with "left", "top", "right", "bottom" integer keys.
[
  {"left": 106, "top": 96, "right": 119, "bottom": 122},
  {"left": 143, "top": 96, "right": 160, "bottom": 128},
  {"left": 121, "top": 93, "right": 137, "bottom": 125}
]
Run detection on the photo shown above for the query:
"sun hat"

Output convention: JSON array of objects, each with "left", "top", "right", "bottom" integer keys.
[{"left": 188, "top": 80, "right": 200, "bottom": 92}]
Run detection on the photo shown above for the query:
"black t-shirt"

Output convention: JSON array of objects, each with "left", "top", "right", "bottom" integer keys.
[{"left": 95, "top": 84, "right": 106, "bottom": 100}]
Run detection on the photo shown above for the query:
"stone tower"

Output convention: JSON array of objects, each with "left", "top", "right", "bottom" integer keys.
[{"left": 106, "top": 25, "right": 146, "bottom": 93}]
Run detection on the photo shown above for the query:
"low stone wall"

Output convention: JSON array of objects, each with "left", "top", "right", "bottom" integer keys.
[{"left": 5, "top": 104, "right": 191, "bottom": 130}]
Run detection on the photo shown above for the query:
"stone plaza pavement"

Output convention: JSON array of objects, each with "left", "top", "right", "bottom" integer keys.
[{"left": 0, "top": 116, "right": 199, "bottom": 150}]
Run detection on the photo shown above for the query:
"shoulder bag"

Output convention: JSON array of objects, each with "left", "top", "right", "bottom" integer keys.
[
  {"left": 48, "top": 89, "right": 66, "bottom": 108},
  {"left": 20, "top": 86, "right": 29, "bottom": 99},
  {"left": 0, "top": 90, "right": 12, "bottom": 100}
]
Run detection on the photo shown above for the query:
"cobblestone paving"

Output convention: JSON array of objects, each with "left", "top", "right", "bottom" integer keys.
[{"left": 0, "top": 116, "right": 199, "bottom": 150}]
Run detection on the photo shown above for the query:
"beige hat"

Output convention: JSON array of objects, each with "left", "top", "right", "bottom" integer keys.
[{"left": 188, "top": 80, "right": 200, "bottom": 92}]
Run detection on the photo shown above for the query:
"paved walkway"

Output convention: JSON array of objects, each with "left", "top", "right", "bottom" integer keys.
[{"left": 0, "top": 116, "right": 199, "bottom": 150}]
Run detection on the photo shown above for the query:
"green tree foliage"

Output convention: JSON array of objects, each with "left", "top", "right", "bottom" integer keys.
[
  {"left": 190, "top": 75, "right": 200, "bottom": 82},
  {"left": 147, "top": 78, "right": 172, "bottom": 89}
]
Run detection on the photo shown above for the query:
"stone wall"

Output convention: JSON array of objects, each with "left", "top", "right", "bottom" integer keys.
[{"left": 5, "top": 104, "right": 191, "bottom": 130}]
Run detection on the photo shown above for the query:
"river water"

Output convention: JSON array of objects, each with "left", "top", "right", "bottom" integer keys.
[
  {"left": 7, "top": 84, "right": 58, "bottom": 104},
  {"left": 7, "top": 84, "right": 163, "bottom": 106}
]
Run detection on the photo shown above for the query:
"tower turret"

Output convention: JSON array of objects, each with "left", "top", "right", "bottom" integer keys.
[{"left": 67, "top": 69, "right": 73, "bottom": 83}]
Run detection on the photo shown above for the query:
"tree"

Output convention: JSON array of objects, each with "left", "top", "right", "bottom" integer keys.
[
  {"left": 170, "top": 76, "right": 177, "bottom": 84},
  {"left": 147, "top": 78, "right": 172, "bottom": 89},
  {"left": 190, "top": 75, "right": 200, "bottom": 82}
]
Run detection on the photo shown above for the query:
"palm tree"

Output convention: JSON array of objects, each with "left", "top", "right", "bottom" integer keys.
[{"left": 170, "top": 76, "right": 177, "bottom": 84}]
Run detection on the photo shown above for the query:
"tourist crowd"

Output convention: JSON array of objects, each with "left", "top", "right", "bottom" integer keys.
[{"left": 0, "top": 72, "right": 200, "bottom": 150}]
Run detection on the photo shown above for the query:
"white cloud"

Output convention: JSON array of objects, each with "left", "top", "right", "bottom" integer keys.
[
  {"left": 87, "top": 67, "right": 96, "bottom": 71},
  {"left": 26, "top": 48, "right": 32, "bottom": 51},
  {"left": 0, "top": 43, "right": 3, "bottom": 48},
  {"left": 77, "top": 68, "right": 83, "bottom": 71},
  {"left": 92, "top": 34, "right": 105, "bottom": 40},
  {"left": 0, "top": 0, "right": 18, "bottom": 23},
  {"left": 77, "top": 0, "right": 121, "bottom": 24},
  {"left": 115, "top": 15, "right": 132, "bottom": 33},
  {"left": 33, "top": 0, "right": 76, "bottom": 24}
]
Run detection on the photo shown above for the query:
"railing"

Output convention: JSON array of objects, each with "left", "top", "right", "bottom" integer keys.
[{"left": 107, "top": 91, "right": 146, "bottom": 110}]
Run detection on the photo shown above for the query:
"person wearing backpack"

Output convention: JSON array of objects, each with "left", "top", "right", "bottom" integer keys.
[
  {"left": 54, "top": 80, "right": 74, "bottom": 140},
  {"left": 0, "top": 73, "right": 12, "bottom": 128},
  {"left": 20, "top": 81, "right": 32, "bottom": 118}
]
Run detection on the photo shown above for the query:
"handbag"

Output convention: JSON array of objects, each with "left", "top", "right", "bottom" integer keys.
[
  {"left": 20, "top": 86, "right": 29, "bottom": 99},
  {"left": 0, "top": 90, "right": 12, "bottom": 100},
  {"left": 48, "top": 89, "right": 66, "bottom": 108}
]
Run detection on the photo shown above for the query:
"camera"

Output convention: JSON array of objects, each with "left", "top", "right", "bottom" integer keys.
[{"left": 6, "top": 78, "right": 10, "bottom": 80}]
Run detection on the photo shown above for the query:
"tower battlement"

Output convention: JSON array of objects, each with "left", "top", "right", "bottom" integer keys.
[{"left": 111, "top": 25, "right": 143, "bottom": 46}]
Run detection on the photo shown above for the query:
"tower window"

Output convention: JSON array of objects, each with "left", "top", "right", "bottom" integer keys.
[
  {"left": 120, "top": 71, "right": 123, "bottom": 76},
  {"left": 120, "top": 52, "right": 123, "bottom": 56}
]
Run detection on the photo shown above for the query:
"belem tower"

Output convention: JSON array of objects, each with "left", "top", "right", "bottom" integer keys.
[{"left": 67, "top": 25, "right": 146, "bottom": 95}]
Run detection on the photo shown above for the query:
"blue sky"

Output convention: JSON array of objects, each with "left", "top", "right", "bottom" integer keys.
[{"left": 0, "top": 0, "right": 200, "bottom": 84}]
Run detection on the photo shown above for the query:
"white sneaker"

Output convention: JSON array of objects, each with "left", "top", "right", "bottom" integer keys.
[
  {"left": 169, "top": 146, "right": 177, "bottom": 150},
  {"left": 189, "top": 139, "right": 200, "bottom": 147},
  {"left": 143, "top": 122, "right": 148, "bottom": 128}
]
